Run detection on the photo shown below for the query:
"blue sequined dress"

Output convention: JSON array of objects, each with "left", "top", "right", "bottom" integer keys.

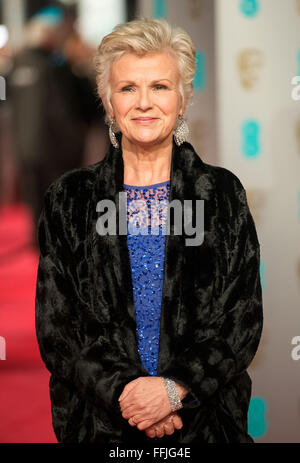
[{"left": 123, "top": 180, "right": 170, "bottom": 376}]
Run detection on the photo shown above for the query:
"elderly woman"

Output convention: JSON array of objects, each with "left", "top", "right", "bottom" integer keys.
[{"left": 35, "top": 18, "right": 263, "bottom": 443}]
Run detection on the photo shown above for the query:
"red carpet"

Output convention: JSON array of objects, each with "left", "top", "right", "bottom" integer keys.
[{"left": 0, "top": 203, "right": 57, "bottom": 443}]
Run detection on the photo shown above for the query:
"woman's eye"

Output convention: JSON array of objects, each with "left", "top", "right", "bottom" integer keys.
[
  {"left": 154, "top": 84, "right": 168, "bottom": 90},
  {"left": 121, "top": 86, "right": 134, "bottom": 92}
]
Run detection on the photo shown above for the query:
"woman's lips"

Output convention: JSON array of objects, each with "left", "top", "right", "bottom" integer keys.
[{"left": 132, "top": 118, "right": 158, "bottom": 124}]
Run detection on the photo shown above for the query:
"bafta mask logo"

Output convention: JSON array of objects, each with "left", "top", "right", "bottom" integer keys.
[
  {"left": 188, "top": 0, "right": 204, "bottom": 18},
  {"left": 237, "top": 49, "right": 264, "bottom": 90}
]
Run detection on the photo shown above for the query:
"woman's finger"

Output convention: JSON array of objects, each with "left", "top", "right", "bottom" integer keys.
[
  {"left": 162, "top": 420, "right": 175, "bottom": 436},
  {"left": 145, "top": 428, "right": 156, "bottom": 438},
  {"left": 135, "top": 419, "right": 155, "bottom": 430},
  {"left": 172, "top": 413, "right": 183, "bottom": 430},
  {"left": 122, "top": 405, "right": 169, "bottom": 428},
  {"left": 121, "top": 404, "right": 143, "bottom": 420},
  {"left": 155, "top": 425, "right": 165, "bottom": 439}
]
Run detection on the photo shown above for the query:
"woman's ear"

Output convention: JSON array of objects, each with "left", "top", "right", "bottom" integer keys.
[
  {"left": 178, "top": 99, "right": 185, "bottom": 117},
  {"left": 178, "top": 107, "right": 185, "bottom": 118}
]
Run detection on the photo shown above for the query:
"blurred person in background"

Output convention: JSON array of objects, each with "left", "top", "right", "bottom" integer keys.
[
  {"left": 7, "top": 4, "right": 105, "bottom": 247},
  {"left": 62, "top": 26, "right": 109, "bottom": 168},
  {"left": 0, "top": 31, "right": 16, "bottom": 206}
]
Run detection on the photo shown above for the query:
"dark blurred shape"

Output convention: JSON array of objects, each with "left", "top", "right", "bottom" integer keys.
[
  {"left": 7, "top": 3, "right": 106, "bottom": 248},
  {"left": 0, "top": 38, "right": 17, "bottom": 209},
  {"left": 126, "top": 0, "right": 138, "bottom": 20}
]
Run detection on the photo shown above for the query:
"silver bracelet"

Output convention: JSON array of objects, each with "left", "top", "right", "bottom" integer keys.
[{"left": 161, "top": 377, "right": 183, "bottom": 412}]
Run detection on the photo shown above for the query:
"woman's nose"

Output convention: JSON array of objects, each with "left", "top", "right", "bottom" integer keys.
[{"left": 136, "top": 87, "right": 152, "bottom": 110}]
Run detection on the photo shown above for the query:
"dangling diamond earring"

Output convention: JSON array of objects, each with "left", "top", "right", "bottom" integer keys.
[
  {"left": 108, "top": 117, "right": 119, "bottom": 148},
  {"left": 174, "top": 115, "right": 189, "bottom": 146}
]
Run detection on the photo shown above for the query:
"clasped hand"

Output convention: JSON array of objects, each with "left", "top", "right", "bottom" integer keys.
[{"left": 118, "top": 377, "right": 185, "bottom": 438}]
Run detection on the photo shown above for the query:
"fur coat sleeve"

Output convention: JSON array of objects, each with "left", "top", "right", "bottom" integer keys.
[{"left": 35, "top": 140, "right": 263, "bottom": 443}]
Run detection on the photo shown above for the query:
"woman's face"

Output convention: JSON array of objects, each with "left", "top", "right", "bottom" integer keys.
[{"left": 109, "top": 51, "right": 183, "bottom": 147}]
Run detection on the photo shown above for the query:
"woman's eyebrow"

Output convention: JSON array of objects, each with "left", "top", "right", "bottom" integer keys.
[
  {"left": 116, "top": 80, "right": 135, "bottom": 85},
  {"left": 151, "top": 79, "right": 173, "bottom": 84},
  {"left": 116, "top": 78, "right": 173, "bottom": 85}
]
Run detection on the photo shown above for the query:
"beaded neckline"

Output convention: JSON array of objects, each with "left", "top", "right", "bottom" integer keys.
[{"left": 123, "top": 180, "right": 170, "bottom": 189}]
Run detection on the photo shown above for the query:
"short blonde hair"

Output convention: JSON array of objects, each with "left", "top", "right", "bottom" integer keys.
[{"left": 94, "top": 18, "right": 196, "bottom": 121}]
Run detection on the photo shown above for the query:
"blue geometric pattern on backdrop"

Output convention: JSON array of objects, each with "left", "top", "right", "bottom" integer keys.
[
  {"left": 194, "top": 50, "right": 206, "bottom": 91},
  {"left": 153, "top": 0, "right": 167, "bottom": 19},
  {"left": 240, "top": 0, "right": 260, "bottom": 17},
  {"left": 259, "top": 260, "right": 265, "bottom": 293},
  {"left": 241, "top": 119, "right": 261, "bottom": 159},
  {"left": 248, "top": 397, "right": 268, "bottom": 439}
]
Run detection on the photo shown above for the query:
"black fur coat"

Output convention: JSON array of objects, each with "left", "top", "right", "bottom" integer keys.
[{"left": 35, "top": 139, "right": 263, "bottom": 443}]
